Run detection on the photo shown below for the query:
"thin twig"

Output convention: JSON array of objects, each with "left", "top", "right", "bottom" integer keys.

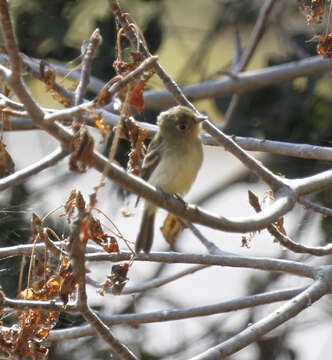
[
  {"left": 0, "top": 147, "right": 67, "bottom": 191},
  {"left": 203, "top": 120, "right": 288, "bottom": 192},
  {"left": 223, "top": 135, "right": 332, "bottom": 161},
  {"left": 234, "top": 0, "right": 279, "bottom": 73},
  {"left": 186, "top": 221, "right": 234, "bottom": 256},
  {"left": 220, "top": 93, "right": 240, "bottom": 131},
  {"left": 222, "top": 0, "right": 277, "bottom": 131},
  {"left": 270, "top": 221, "right": 332, "bottom": 256},
  {"left": 85, "top": 250, "right": 318, "bottom": 279},
  {"left": 0, "top": 242, "right": 102, "bottom": 258},
  {"left": 298, "top": 197, "right": 332, "bottom": 216},
  {"left": 0, "top": 53, "right": 75, "bottom": 104},
  {"left": 220, "top": 23, "right": 241, "bottom": 131},
  {"left": 250, "top": 191, "right": 332, "bottom": 256},
  {"left": 74, "top": 28, "right": 102, "bottom": 106},
  {"left": 45, "top": 55, "right": 158, "bottom": 122},
  {"left": 103, "top": 264, "right": 209, "bottom": 295}
]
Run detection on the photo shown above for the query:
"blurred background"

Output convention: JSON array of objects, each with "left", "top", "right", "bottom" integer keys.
[{"left": 2, "top": 0, "right": 332, "bottom": 359}]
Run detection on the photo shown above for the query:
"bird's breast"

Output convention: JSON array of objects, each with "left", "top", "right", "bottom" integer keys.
[{"left": 148, "top": 140, "right": 203, "bottom": 195}]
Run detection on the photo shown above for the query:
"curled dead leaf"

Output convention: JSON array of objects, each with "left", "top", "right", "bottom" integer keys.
[
  {"left": 69, "top": 125, "right": 94, "bottom": 173},
  {"left": 160, "top": 213, "right": 187, "bottom": 249},
  {"left": 0, "top": 139, "right": 14, "bottom": 178}
]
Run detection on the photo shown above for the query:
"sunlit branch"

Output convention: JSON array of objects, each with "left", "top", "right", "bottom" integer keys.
[
  {"left": 48, "top": 286, "right": 307, "bottom": 341},
  {"left": 143, "top": 56, "right": 332, "bottom": 109},
  {"left": 0, "top": 147, "right": 68, "bottom": 191},
  {"left": 85, "top": 250, "right": 318, "bottom": 279},
  {"left": 191, "top": 277, "right": 329, "bottom": 359}
]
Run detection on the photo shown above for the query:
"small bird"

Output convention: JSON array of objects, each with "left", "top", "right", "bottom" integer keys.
[{"left": 136, "top": 105, "right": 203, "bottom": 253}]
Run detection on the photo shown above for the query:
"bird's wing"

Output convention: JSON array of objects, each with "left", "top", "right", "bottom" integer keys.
[{"left": 141, "top": 135, "right": 163, "bottom": 181}]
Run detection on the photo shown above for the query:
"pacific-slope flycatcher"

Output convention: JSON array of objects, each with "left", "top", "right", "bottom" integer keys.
[{"left": 136, "top": 105, "right": 203, "bottom": 253}]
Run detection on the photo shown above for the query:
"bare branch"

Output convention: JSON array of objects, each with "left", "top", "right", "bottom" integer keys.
[
  {"left": 86, "top": 251, "right": 318, "bottom": 279},
  {"left": 48, "top": 286, "right": 307, "bottom": 341},
  {"left": 270, "top": 221, "right": 332, "bottom": 256},
  {"left": 119, "top": 265, "right": 209, "bottom": 294},
  {"left": 45, "top": 55, "right": 158, "bottom": 123},
  {"left": 0, "top": 64, "right": 11, "bottom": 82},
  {"left": 0, "top": 296, "right": 76, "bottom": 312},
  {"left": 299, "top": 197, "right": 332, "bottom": 216},
  {"left": 0, "top": 147, "right": 67, "bottom": 191},
  {"left": 74, "top": 29, "right": 102, "bottom": 106},
  {"left": 82, "top": 305, "right": 137, "bottom": 360},
  {"left": 0, "top": 242, "right": 101, "bottom": 258},
  {"left": 293, "top": 168, "right": 332, "bottom": 195},
  {"left": 220, "top": 93, "right": 240, "bottom": 131},
  {"left": 226, "top": 135, "right": 332, "bottom": 161},
  {"left": 249, "top": 191, "right": 332, "bottom": 256},
  {"left": 68, "top": 192, "right": 137, "bottom": 360},
  {"left": 202, "top": 120, "right": 287, "bottom": 192},
  {"left": 234, "top": 0, "right": 279, "bottom": 73},
  {"left": 143, "top": 56, "right": 332, "bottom": 109},
  {"left": 222, "top": 0, "right": 278, "bottom": 130},
  {"left": 30, "top": 55, "right": 332, "bottom": 110},
  {"left": 186, "top": 221, "right": 233, "bottom": 256},
  {"left": 190, "top": 276, "right": 329, "bottom": 359},
  {"left": 0, "top": 242, "right": 318, "bottom": 278},
  {"left": 0, "top": 1, "right": 21, "bottom": 79}
]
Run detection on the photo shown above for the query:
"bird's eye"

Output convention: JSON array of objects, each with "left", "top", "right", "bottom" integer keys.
[{"left": 177, "top": 122, "right": 187, "bottom": 131}]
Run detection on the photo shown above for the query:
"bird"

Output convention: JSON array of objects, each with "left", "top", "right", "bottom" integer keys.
[{"left": 135, "top": 105, "right": 203, "bottom": 253}]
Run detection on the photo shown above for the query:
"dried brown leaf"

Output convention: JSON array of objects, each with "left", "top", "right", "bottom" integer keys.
[
  {"left": 39, "top": 61, "right": 56, "bottom": 91},
  {"left": 248, "top": 190, "right": 261, "bottom": 212},
  {"left": 160, "top": 213, "right": 186, "bottom": 249},
  {"left": 69, "top": 125, "right": 95, "bottom": 173},
  {"left": 0, "top": 139, "right": 14, "bottom": 177},
  {"left": 60, "top": 275, "right": 78, "bottom": 305}
]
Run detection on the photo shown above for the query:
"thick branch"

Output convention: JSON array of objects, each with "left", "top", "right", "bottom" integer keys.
[
  {"left": 68, "top": 192, "right": 136, "bottom": 360},
  {"left": 20, "top": 55, "right": 332, "bottom": 107},
  {"left": 202, "top": 120, "right": 286, "bottom": 192},
  {"left": 227, "top": 136, "right": 332, "bottom": 161},
  {"left": 190, "top": 275, "right": 330, "bottom": 359},
  {"left": 293, "top": 168, "right": 332, "bottom": 195},
  {"left": 143, "top": 56, "right": 332, "bottom": 109},
  {"left": 48, "top": 286, "right": 307, "bottom": 341}
]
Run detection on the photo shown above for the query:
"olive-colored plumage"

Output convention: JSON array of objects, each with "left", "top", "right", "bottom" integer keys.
[{"left": 136, "top": 106, "right": 203, "bottom": 253}]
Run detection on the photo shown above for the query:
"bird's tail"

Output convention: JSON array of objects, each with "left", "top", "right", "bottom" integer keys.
[{"left": 136, "top": 208, "right": 155, "bottom": 253}]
